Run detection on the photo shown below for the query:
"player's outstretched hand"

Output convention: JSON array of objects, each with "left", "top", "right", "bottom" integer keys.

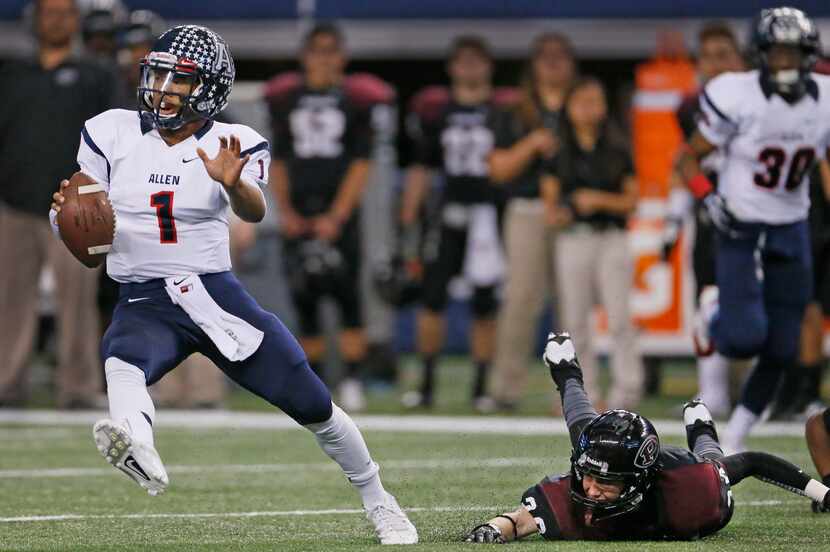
[
  {"left": 464, "top": 524, "right": 505, "bottom": 544},
  {"left": 197, "top": 135, "right": 250, "bottom": 190},
  {"left": 543, "top": 332, "right": 584, "bottom": 390}
]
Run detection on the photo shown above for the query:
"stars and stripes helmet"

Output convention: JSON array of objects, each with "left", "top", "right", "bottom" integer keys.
[
  {"left": 569, "top": 410, "right": 660, "bottom": 522},
  {"left": 751, "top": 7, "right": 821, "bottom": 100},
  {"left": 138, "top": 25, "right": 235, "bottom": 130}
]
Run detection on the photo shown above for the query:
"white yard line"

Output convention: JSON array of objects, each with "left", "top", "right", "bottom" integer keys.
[
  {"left": 0, "top": 457, "right": 549, "bottom": 479},
  {"left": 0, "top": 501, "right": 800, "bottom": 524},
  {"left": 0, "top": 409, "right": 810, "bottom": 437}
]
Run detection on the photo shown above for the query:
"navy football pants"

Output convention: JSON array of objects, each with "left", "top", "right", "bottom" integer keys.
[
  {"left": 101, "top": 271, "right": 333, "bottom": 425},
  {"left": 712, "top": 220, "right": 812, "bottom": 415}
]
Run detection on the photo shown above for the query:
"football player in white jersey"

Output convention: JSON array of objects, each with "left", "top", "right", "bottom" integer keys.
[
  {"left": 49, "top": 25, "right": 417, "bottom": 545},
  {"left": 677, "top": 7, "right": 830, "bottom": 452}
]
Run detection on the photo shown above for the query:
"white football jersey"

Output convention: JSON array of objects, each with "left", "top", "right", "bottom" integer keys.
[
  {"left": 78, "top": 109, "right": 270, "bottom": 283},
  {"left": 698, "top": 70, "right": 830, "bottom": 224}
]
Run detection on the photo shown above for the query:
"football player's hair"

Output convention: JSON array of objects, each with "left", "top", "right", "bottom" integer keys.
[
  {"left": 302, "top": 21, "right": 344, "bottom": 50},
  {"left": 516, "top": 32, "right": 577, "bottom": 129},
  {"left": 697, "top": 21, "right": 740, "bottom": 52},
  {"left": 448, "top": 35, "right": 492, "bottom": 63}
]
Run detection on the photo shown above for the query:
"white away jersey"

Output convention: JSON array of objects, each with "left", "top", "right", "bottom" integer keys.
[
  {"left": 698, "top": 70, "right": 830, "bottom": 224},
  {"left": 78, "top": 109, "right": 270, "bottom": 282}
]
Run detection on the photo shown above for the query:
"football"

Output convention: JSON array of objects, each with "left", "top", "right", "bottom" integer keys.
[{"left": 56, "top": 171, "right": 116, "bottom": 268}]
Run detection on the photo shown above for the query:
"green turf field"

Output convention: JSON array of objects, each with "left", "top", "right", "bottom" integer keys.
[{"left": 1, "top": 423, "right": 827, "bottom": 551}]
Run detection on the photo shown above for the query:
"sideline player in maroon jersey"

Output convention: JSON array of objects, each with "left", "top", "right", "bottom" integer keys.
[
  {"left": 465, "top": 333, "right": 830, "bottom": 542},
  {"left": 264, "top": 23, "right": 394, "bottom": 410},
  {"left": 400, "top": 36, "right": 516, "bottom": 411}
]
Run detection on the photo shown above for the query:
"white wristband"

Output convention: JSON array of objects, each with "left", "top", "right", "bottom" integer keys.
[
  {"left": 48, "top": 208, "right": 61, "bottom": 239},
  {"left": 805, "top": 479, "right": 830, "bottom": 503}
]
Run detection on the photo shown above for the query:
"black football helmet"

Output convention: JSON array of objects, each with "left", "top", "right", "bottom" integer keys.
[
  {"left": 286, "top": 239, "right": 350, "bottom": 297},
  {"left": 371, "top": 252, "right": 422, "bottom": 308},
  {"left": 570, "top": 410, "right": 660, "bottom": 521},
  {"left": 138, "top": 25, "right": 235, "bottom": 130},
  {"left": 751, "top": 7, "right": 821, "bottom": 100}
]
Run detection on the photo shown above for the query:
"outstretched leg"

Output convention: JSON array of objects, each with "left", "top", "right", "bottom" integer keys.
[
  {"left": 543, "top": 332, "right": 598, "bottom": 447},
  {"left": 683, "top": 399, "right": 723, "bottom": 461},
  {"left": 202, "top": 273, "right": 418, "bottom": 544}
]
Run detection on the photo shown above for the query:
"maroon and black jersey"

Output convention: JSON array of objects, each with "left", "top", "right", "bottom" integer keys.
[
  {"left": 407, "top": 86, "right": 517, "bottom": 205},
  {"left": 264, "top": 72, "right": 394, "bottom": 217},
  {"left": 521, "top": 446, "right": 733, "bottom": 541}
]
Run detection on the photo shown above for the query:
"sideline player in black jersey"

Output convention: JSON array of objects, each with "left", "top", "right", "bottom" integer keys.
[
  {"left": 399, "top": 36, "right": 516, "bottom": 410},
  {"left": 265, "top": 23, "right": 394, "bottom": 410},
  {"left": 465, "top": 333, "right": 830, "bottom": 542},
  {"left": 662, "top": 22, "right": 746, "bottom": 417}
]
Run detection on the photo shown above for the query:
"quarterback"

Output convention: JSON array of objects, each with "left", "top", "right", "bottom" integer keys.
[
  {"left": 49, "top": 25, "right": 417, "bottom": 545},
  {"left": 465, "top": 333, "right": 830, "bottom": 542}
]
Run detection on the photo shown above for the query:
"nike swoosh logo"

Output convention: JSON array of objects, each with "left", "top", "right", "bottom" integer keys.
[
  {"left": 124, "top": 456, "right": 150, "bottom": 481},
  {"left": 182, "top": 157, "right": 199, "bottom": 163},
  {"left": 127, "top": 297, "right": 150, "bottom": 303},
  {"left": 173, "top": 278, "right": 187, "bottom": 286}
]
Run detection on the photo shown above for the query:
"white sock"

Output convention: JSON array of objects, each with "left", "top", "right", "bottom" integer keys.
[
  {"left": 305, "top": 402, "right": 387, "bottom": 510},
  {"left": 105, "top": 357, "right": 156, "bottom": 447},
  {"left": 697, "top": 352, "right": 730, "bottom": 414},
  {"left": 723, "top": 404, "right": 759, "bottom": 451}
]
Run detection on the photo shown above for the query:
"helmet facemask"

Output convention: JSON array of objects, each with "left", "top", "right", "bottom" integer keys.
[
  {"left": 138, "top": 51, "right": 205, "bottom": 130},
  {"left": 754, "top": 8, "right": 820, "bottom": 102},
  {"left": 569, "top": 455, "right": 651, "bottom": 523}
]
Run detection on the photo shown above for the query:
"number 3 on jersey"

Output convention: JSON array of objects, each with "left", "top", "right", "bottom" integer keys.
[
  {"left": 150, "top": 191, "right": 177, "bottom": 244},
  {"left": 754, "top": 147, "right": 815, "bottom": 191}
]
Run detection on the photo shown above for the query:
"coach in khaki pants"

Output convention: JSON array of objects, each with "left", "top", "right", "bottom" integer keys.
[
  {"left": 0, "top": 205, "right": 102, "bottom": 407},
  {"left": 0, "top": 0, "right": 113, "bottom": 407},
  {"left": 545, "top": 76, "right": 643, "bottom": 409}
]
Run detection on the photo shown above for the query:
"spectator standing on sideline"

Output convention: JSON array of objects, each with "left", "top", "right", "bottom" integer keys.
[
  {"left": 399, "top": 36, "right": 513, "bottom": 411},
  {"left": 488, "top": 33, "right": 576, "bottom": 411},
  {"left": 265, "top": 23, "right": 394, "bottom": 411},
  {"left": 544, "top": 76, "right": 642, "bottom": 410},
  {"left": 0, "top": 0, "right": 113, "bottom": 408}
]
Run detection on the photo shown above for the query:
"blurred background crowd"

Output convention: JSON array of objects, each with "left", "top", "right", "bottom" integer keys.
[{"left": 1, "top": 0, "right": 829, "bottom": 420}]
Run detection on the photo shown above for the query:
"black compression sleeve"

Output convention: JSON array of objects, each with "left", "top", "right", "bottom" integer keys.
[{"left": 719, "top": 452, "right": 812, "bottom": 495}]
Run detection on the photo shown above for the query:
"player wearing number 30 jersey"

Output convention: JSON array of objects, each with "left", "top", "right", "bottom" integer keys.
[
  {"left": 677, "top": 7, "right": 830, "bottom": 453},
  {"left": 52, "top": 24, "right": 417, "bottom": 544}
]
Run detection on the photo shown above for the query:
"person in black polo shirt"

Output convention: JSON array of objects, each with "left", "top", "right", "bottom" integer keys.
[
  {"left": 543, "top": 76, "right": 642, "bottom": 410},
  {"left": 0, "top": 0, "right": 113, "bottom": 408},
  {"left": 488, "top": 33, "right": 575, "bottom": 411}
]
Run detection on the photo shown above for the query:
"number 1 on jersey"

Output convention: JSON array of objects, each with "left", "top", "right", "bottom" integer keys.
[{"left": 150, "top": 191, "right": 177, "bottom": 244}]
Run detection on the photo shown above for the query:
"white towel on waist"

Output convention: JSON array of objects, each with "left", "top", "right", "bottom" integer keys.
[
  {"left": 462, "top": 204, "right": 505, "bottom": 287},
  {"left": 164, "top": 274, "right": 264, "bottom": 362}
]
